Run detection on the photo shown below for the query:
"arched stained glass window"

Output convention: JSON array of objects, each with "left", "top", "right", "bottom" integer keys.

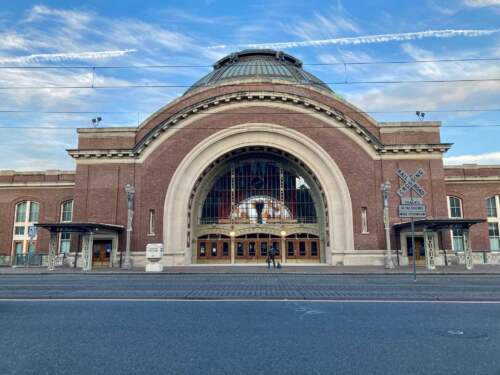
[{"left": 200, "top": 160, "right": 317, "bottom": 224}]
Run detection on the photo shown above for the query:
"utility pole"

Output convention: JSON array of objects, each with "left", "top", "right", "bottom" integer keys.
[
  {"left": 123, "top": 184, "right": 135, "bottom": 269},
  {"left": 381, "top": 181, "right": 395, "bottom": 269}
]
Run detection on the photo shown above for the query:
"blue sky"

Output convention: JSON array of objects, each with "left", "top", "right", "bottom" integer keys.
[{"left": 0, "top": 0, "right": 499, "bottom": 170}]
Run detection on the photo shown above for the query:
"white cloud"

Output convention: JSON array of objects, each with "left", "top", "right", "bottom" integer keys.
[
  {"left": 25, "top": 5, "right": 93, "bottom": 30},
  {"left": 282, "top": 4, "right": 360, "bottom": 41},
  {"left": 0, "top": 49, "right": 136, "bottom": 64},
  {"left": 464, "top": 0, "right": 500, "bottom": 7},
  {"left": 444, "top": 152, "right": 500, "bottom": 165},
  {"left": 344, "top": 43, "right": 500, "bottom": 113},
  {"left": 208, "top": 28, "right": 500, "bottom": 49}
]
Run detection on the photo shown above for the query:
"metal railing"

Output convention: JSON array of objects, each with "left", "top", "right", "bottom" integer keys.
[{"left": 14, "top": 253, "right": 44, "bottom": 267}]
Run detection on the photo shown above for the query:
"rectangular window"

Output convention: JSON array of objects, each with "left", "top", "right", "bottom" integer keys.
[
  {"left": 222, "top": 242, "right": 229, "bottom": 257},
  {"left": 299, "top": 241, "right": 306, "bottom": 256},
  {"left": 199, "top": 242, "right": 206, "bottom": 257},
  {"left": 361, "top": 207, "right": 368, "bottom": 234},
  {"left": 249, "top": 242, "right": 256, "bottom": 256},
  {"left": 489, "top": 223, "right": 500, "bottom": 251},
  {"left": 287, "top": 241, "right": 294, "bottom": 256},
  {"left": 15, "top": 202, "right": 27, "bottom": 222},
  {"left": 14, "top": 241, "right": 23, "bottom": 255},
  {"left": 448, "top": 197, "right": 462, "bottom": 218},
  {"left": 61, "top": 201, "right": 73, "bottom": 222},
  {"left": 148, "top": 209, "right": 155, "bottom": 235},
  {"left": 311, "top": 241, "right": 318, "bottom": 256},
  {"left": 29, "top": 202, "right": 39, "bottom": 222},
  {"left": 486, "top": 197, "right": 497, "bottom": 218},
  {"left": 272, "top": 241, "right": 280, "bottom": 256},
  {"left": 28, "top": 241, "right": 36, "bottom": 253},
  {"left": 452, "top": 228, "right": 465, "bottom": 252},
  {"left": 260, "top": 242, "right": 267, "bottom": 257},
  {"left": 60, "top": 233, "right": 71, "bottom": 253},
  {"left": 14, "top": 226, "right": 25, "bottom": 235},
  {"left": 237, "top": 242, "right": 244, "bottom": 256},
  {"left": 211, "top": 242, "right": 217, "bottom": 257}
]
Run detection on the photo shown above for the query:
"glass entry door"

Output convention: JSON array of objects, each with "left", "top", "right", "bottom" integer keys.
[
  {"left": 407, "top": 237, "right": 426, "bottom": 264},
  {"left": 92, "top": 240, "right": 112, "bottom": 267}
]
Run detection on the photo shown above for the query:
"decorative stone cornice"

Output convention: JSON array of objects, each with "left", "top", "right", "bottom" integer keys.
[{"left": 68, "top": 91, "right": 452, "bottom": 160}]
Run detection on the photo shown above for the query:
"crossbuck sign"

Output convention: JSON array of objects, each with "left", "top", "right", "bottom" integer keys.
[{"left": 396, "top": 168, "right": 426, "bottom": 198}]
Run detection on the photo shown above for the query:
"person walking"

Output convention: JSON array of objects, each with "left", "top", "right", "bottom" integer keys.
[{"left": 267, "top": 245, "right": 276, "bottom": 269}]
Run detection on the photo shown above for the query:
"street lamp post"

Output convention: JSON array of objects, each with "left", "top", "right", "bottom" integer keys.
[
  {"left": 123, "top": 184, "right": 135, "bottom": 269},
  {"left": 381, "top": 181, "right": 395, "bottom": 269}
]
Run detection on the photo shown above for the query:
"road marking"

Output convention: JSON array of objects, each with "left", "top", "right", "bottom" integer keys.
[{"left": 1, "top": 298, "right": 500, "bottom": 304}]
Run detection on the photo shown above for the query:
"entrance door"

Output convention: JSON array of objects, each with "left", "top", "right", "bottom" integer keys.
[
  {"left": 285, "top": 234, "right": 321, "bottom": 262},
  {"left": 197, "top": 235, "right": 230, "bottom": 262},
  {"left": 407, "top": 236, "right": 425, "bottom": 264},
  {"left": 92, "top": 240, "right": 112, "bottom": 267},
  {"left": 234, "top": 234, "right": 275, "bottom": 262}
]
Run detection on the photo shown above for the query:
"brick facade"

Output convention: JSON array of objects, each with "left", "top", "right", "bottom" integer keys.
[{"left": 1, "top": 51, "right": 499, "bottom": 267}]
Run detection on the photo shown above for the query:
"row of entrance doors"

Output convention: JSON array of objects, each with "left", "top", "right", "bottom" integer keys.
[{"left": 197, "top": 234, "right": 320, "bottom": 262}]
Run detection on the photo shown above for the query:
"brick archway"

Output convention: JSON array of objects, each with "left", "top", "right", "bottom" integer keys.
[{"left": 163, "top": 123, "right": 354, "bottom": 265}]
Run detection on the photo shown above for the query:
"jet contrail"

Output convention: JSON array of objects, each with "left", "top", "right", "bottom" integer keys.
[
  {"left": 208, "top": 29, "right": 500, "bottom": 49},
  {"left": 0, "top": 49, "right": 137, "bottom": 64}
]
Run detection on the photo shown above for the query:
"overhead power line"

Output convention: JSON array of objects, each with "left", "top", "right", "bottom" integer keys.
[
  {"left": 0, "top": 57, "right": 499, "bottom": 70},
  {"left": 0, "top": 77, "right": 499, "bottom": 90}
]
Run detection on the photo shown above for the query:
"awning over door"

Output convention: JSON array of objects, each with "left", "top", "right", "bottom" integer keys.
[
  {"left": 36, "top": 222, "right": 124, "bottom": 233},
  {"left": 393, "top": 218, "right": 485, "bottom": 270},
  {"left": 36, "top": 222, "right": 124, "bottom": 271},
  {"left": 393, "top": 218, "right": 484, "bottom": 231}
]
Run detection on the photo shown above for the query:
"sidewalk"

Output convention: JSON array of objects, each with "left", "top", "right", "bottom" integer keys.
[{"left": 2, "top": 264, "right": 500, "bottom": 275}]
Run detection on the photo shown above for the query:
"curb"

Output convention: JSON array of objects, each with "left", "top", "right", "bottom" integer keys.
[{"left": 1, "top": 271, "right": 499, "bottom": 276}]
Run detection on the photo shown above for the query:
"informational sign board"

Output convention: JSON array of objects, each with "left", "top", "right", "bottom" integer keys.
[
  {"left": 401, "top": 197, "right": 423, "bottom": 205},
  {"left": 398, "top": 204, "right": 427, "bottom": 217},
  {"left": 146, "top": 243, "right": 164, "bottom": 259},
  {"left": 28, "top": 225, "right": 37, "bottom": 240}
]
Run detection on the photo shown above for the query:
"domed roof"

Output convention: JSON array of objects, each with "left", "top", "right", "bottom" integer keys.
[{"left": 186, "top": 49, "right": 332, "bottom": 94}]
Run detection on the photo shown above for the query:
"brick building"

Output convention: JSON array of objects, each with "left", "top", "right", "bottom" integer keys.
[{"left": 1, "top": 49, "right": 499, "bottom": 269}]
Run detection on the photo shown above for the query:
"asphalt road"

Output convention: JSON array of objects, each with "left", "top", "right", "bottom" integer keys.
[
  {"left": 1, "top": 273, "right": 500, "bottom": 300},
  {"left": 1, "top": 300, "right": 499, "bottom": 375}
]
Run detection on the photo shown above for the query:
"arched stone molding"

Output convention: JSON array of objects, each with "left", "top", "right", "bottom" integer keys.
[{"left": 163, "top": 123, "right": 354, "bottom": 266}]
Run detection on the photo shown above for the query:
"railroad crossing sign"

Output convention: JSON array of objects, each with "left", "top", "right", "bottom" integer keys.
[
  {"left": 396, "top": 168, "right": 427, "bottom": 218},
  {"left": 396, "top": 168, "right": 426, "bottom": 198}
]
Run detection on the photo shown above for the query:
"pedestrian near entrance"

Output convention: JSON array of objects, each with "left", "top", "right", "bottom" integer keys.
[{"left": 267, "top": 246, "right": 276, "bottom": 269}]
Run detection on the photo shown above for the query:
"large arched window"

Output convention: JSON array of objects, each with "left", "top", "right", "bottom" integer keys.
[
  {"left": 12, "top": 201, "right": 40, "bottom": 255},
  {"left": 59, "top": 200, "right": 73, "bottom": 254},
  {"left": 447, "top": 196, "right": 464, "bottom": 251},
  {"left": 200, "top": 160, "right": 317, "bottom": 225},
  {"left": 486, "top": 196, "right": 500, "bottom": 251}
]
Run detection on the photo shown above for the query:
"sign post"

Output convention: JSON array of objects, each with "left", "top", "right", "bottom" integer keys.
[
  {"left": 27, "top": 225, "right": 37, "bottom": 268},
  {"left": 396, "top": 168, "right": 427, "bottom": 282}
]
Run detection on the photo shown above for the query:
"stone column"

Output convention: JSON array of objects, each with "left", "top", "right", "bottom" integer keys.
[
  {"left": 463, "top": 227, "right": 474, "bottom": 271},
  {"left": 424, "top": 230, "right": 436, "bottom": 271},
  {"left": 47, "top": 231, "right": 58, "bottom": 271},
  {"left": 82, "top": 231, "right": 94, "bottom": 272}
]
